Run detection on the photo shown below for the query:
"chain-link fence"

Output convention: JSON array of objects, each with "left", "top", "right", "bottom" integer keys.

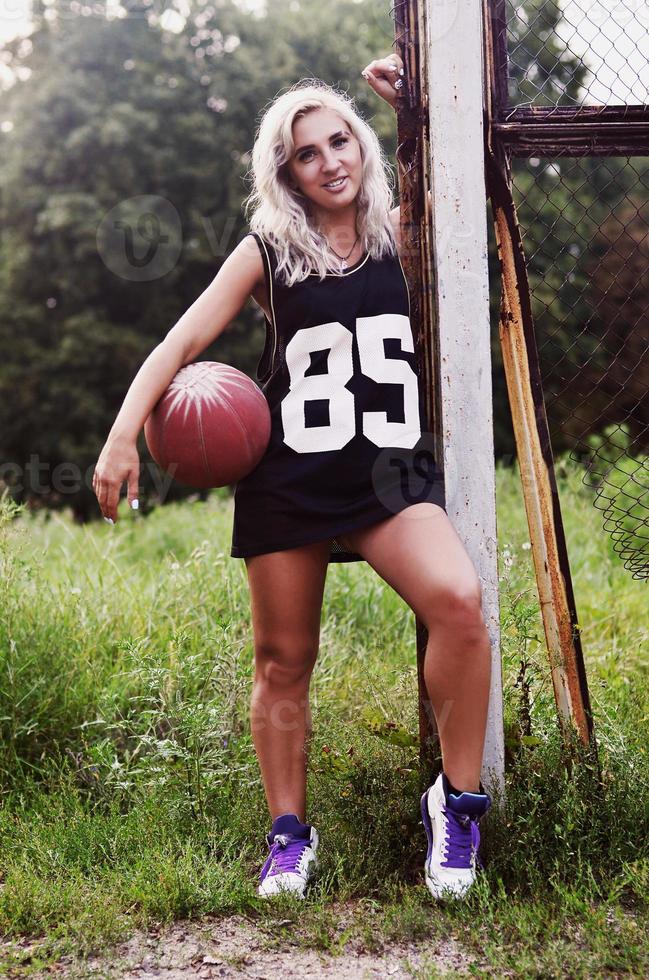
[
  {"left": 493, "top": 0, "right": 649, "bottom": 578},
  {"left": 506, "top": 0, "right": 649, "bottom": 111}
]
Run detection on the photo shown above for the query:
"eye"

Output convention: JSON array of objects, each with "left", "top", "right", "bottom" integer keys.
[{"left": 298, "top": 136, "right": 349, "bottom": 162}]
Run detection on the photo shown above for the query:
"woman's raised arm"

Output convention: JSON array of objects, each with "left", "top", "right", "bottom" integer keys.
[
  {"left": 93, "top": 235, "right": 263, "bottom": 523},
  {"left": 361, "top": 53, "right": 404, "bottom": 109}
]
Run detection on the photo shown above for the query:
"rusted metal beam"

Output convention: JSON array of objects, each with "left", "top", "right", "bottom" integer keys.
[
  {"left": 483, "top": 2, "right": 597, "bottom": 757},
  {"left": 488, "top": 149, "right": 597, "bottom": 755},
  {"left": 501, "top": 105, "right": 649, "bottom": 122},
  {"left": 495, "top": 124, "right": 649, "bottom": 157},
  {"left": 392, "top": 0, "right": 439, "bottom": 775},
  {"left": 495, "top": 97, "right": 649, "bottom": 156}
]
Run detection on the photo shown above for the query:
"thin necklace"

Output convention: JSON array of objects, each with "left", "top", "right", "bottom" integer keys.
[{"left": 327, "top": 233, "right": 360, "bottom": 273}]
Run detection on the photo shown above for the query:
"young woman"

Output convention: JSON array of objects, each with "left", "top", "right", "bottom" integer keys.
[{"left": 93, "top": 55, "right": 493, "bottom": 902}]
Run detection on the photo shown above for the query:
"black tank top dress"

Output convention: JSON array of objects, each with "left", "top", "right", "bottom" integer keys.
[{"left": 230, "top": 232, "right": 446, "bottom": 563}]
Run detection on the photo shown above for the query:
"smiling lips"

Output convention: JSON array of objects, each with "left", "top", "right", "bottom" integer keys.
[{"left": 323, "top": 176, "right": 348, "bottom": 190}]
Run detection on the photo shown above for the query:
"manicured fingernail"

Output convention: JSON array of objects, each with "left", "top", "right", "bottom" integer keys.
[
  {"left": 104, "top": 517, "right": 114, "bottom": 525},
  {"left": 131, "top": 499, "right": 139, "bottom": 510}
]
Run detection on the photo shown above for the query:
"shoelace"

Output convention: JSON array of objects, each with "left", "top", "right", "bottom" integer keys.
[
  {"left": 441, "top": 808, "right": 481, "bottom": 869},
  {"left": 267, "top": 832, "right": 309, "bottom": 875}
]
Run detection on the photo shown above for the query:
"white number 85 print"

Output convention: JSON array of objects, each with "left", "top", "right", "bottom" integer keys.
[{"left": 281, "top": 313, "right": 422, "bottom": 453}]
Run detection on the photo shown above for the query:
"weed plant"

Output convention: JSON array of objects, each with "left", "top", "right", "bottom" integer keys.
[{"left": 0, "top": 458, "right": 647, "bottom": 977}]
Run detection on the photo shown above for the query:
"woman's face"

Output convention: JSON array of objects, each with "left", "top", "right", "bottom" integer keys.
[{"left": 286, "top": 107, "right": 363, "bottom": 219}]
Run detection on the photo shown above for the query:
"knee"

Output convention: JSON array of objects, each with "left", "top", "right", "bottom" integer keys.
[
  {"left": 253, "top": 637, "right": 318, "bottom": 688},
  {"left": 429, "top": 579, "right": 485, "bottom": 632}
]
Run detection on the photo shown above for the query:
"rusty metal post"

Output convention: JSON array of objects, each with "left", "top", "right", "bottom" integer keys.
[
  {"left": 483, "top": 0, "right": 597, "bottom": 755},
  {"left": 392, "top": 0, "right": 439, "bottom": 775}
]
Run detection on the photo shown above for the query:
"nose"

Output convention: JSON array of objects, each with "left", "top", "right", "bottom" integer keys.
[{"left": 321, "top": 149, "right": 340, "bottom": 173}]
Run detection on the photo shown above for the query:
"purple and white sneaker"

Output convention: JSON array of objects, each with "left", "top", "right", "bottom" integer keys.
[
  {"left": 258, "top": 813, "right": 319, "bottom": 899},
  {"left": 420, "top": 772, "right": 491, "bottom": 900}
]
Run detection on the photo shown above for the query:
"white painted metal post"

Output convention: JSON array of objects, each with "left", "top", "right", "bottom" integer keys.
[{"left": 426, "top": 0, "right": 505, "bottom": 797}]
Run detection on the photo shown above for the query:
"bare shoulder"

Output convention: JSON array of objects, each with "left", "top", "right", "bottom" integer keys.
[{"left": 227, "top": 233, "right": 266, "bottom": 292}]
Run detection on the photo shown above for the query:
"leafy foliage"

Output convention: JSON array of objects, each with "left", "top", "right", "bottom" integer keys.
[{"left": 0, "top": 0, "right": 394, "bottom": 517}]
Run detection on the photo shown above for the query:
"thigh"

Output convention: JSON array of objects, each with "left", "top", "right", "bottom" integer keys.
[
  {"left": 339, "top": 504, "right": 481, "bottom": 624},
  {"left": 244, "top": 539, "right": 331, "bottom": 660}
]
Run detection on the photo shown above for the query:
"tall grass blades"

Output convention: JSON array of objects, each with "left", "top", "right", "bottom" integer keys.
[{"left": 0, "top": 462, "right": 647, "bottom": 976}]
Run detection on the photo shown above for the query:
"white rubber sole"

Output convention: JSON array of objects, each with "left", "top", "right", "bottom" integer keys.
[
  {"left": 258, "top": 869, "right": 311, "bottom": 899},
  {"left": 424, "top": 863, "right": 474, "bottom": 901}
]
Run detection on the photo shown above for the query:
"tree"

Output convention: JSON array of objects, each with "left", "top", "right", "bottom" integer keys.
[
  {"left": 0, "top": 0, "right": 394, "bottom": 517},
  {"left": 582, "top": 189, "right": 649, "bottom": 452}
]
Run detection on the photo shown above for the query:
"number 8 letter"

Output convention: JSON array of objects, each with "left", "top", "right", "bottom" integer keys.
[{"left": 281, "top": 321, "right": 355, "bottom": 452}]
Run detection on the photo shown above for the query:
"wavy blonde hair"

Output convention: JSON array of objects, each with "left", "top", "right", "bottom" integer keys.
[{"left": 242, "top": 78, "right": 397, "bottom": 286}]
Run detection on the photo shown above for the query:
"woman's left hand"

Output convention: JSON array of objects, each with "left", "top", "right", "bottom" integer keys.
[{"left": 361, "top": 55, "right": 404, "bottom": 109}]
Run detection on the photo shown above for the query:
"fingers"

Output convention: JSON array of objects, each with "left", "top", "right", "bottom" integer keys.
[
  {"left": 362, "top": 55, "right": 404, "bottom": 78},
  {"left": 361, "top": 56, "right": 405, "bottom": 104},
  {"left": 96, "top": 476, "right": 120, "bottom": 524},
  {"left": 127, "top": 467, "right": 140, "bottom": 510},
  {"left": 104, "top": 481, "right": 121, "bottom": 524},
  {"left": 92, "top": 468, "right": 122, "bottom": 524},
  {"left": 92, "top": 449, "right": 140, "bottom": 525}
]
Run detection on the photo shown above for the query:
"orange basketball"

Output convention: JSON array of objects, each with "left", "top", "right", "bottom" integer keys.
[{"left": 144, "top": 361, "right": 271, "bottom": 489}]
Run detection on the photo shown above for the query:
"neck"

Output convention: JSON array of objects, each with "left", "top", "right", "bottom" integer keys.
[{"left": 312, "top": 203, "right": 360, "bottom": 252}]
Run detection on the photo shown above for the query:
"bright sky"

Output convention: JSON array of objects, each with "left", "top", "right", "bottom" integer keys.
[
  {"left": 0, "top": 0, "right": 30, "bottom": 42},
  {"left": 0, "top": 0, "right": 648, "bottom": 104}
]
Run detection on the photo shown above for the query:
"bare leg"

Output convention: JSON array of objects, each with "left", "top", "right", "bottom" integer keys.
[
  {"left": 422, "top": 594, "right": 491, "bottom": 791},
  {"left": 339, "top": 504, "right": 491, "bottom": 792},
  {"left": 245, "top": 539, "right": 330, "bottom": 822}
]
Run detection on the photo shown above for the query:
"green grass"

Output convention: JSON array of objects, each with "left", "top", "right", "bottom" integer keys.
[{"left": 0, "top": 459, "right": 647, "bottom": 977}]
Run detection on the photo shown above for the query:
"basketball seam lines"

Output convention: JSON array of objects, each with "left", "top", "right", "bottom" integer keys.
[{"left": 222, "top": 394, "right": 254, "bottom": 474}]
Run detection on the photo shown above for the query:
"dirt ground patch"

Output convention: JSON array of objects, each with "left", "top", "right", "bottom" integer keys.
[{"left": 32, "top": 909, "right": 480, "bottom": 979}]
